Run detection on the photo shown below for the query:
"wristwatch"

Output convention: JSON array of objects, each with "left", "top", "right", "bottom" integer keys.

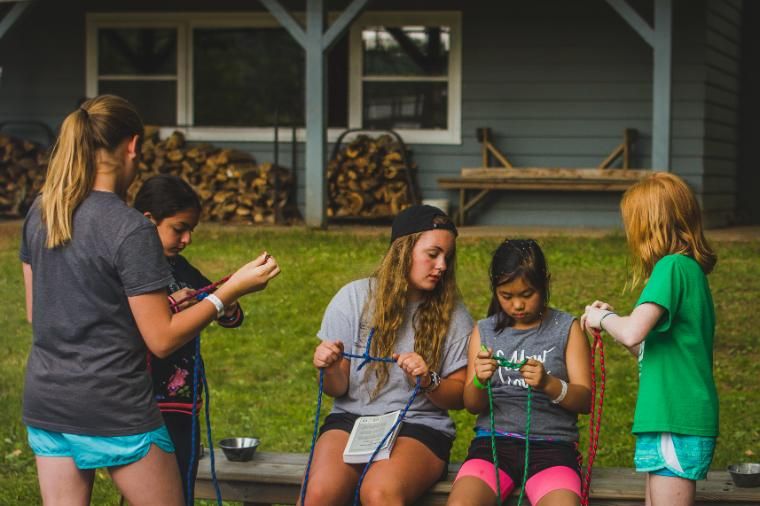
[{"left": 423, "top": 371, "right": 441, "bottom": 393}]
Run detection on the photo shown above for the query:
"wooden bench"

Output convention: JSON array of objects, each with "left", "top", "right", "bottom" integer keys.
[
  {"left": 437, "top": 128, "right": 652, "bottom": 225},
  {"left": 196, "top": 450, "right": 760, "bottom": 505}
]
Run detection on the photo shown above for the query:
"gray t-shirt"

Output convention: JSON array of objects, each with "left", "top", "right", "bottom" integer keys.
[
  {"left": 317, "top": 278, "right": 473, "bottom": 439},
  {"left": 476, "top": 308, "right": 580, "bottom": 443},
  {"left": 19, "top": 192, "right": 172, "bottom": 436}
]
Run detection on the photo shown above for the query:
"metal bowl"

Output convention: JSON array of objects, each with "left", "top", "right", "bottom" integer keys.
[
  {"left": 728, "top": 463, "right": 760, "bottom": 488},
  {"left": 218, "top": 437, "right": 260, "bottom": 462}
]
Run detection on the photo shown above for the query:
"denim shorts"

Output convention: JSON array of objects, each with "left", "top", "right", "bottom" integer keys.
[
  {"left": 27, "top": 425, "right": 175, "bottom": 470},
  {"left": 634, "top": 432, "right": 716, "bottom": 481}
]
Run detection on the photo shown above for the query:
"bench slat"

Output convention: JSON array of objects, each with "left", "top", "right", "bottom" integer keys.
[{"left": 196, "top": 451, "right": 760, "bottom": 505}]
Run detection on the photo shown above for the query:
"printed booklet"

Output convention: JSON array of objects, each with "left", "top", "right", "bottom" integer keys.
[{"left": 342, "top": 410, "right": 402, "bottom": 464}]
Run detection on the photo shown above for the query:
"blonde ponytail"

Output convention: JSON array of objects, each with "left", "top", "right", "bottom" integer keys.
[{"left": 40, "top": 95, "right": 143, "bottom": 248}]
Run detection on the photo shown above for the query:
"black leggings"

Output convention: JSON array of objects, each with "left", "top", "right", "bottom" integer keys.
[{"left": 163, "top": 412, "right": 201, "bottom": 502}]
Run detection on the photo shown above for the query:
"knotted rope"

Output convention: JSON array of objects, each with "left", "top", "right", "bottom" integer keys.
[
  {"left": 581, "top": 329, "right": 606, "bottom": 506},
  {"left": 483, "top": 355, "right": 530, "bottom": 506},
  {"left": 300, "top": 328, "right": 422, "bottom": 506}
]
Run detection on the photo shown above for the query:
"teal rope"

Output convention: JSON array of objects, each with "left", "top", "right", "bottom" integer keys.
[{"left": 485, "top": 356, "right": 531, "bottom": 506}]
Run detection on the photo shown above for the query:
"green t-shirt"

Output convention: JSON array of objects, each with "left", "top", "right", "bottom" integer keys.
[{"left": 632, "top": 254, "right": 719, "bottom": 437}]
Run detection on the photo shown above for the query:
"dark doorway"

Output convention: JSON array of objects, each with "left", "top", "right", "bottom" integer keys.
[{"left": 737, "top": 0, "right": 760, "bottom": 224}]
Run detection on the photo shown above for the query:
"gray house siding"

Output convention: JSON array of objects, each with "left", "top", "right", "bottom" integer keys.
[
  {"left": 702, "top": 0, "right": 741, "bottom": 227},
  {"left": 0, "top": 0, "right": 743, "bottom": 228}
]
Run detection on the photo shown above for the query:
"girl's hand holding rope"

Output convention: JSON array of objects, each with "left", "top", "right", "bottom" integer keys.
[
  {"left": 580, "top": 300, "right": 615, "bottom": 332},
  {"left": 225, "top": 252, "right": 280, "bottom": 298},
  {"left": 393, "top": 352, "right": 430, "bottom": 385},
  {"left": 169, "top": 288, "right": 198, "bottom": 312},
  {"left": 519, "top": 358, "right": 550, "bottom": 390},
  {"left": 313, "top": 340, "right": 344, "bottom": 369},
  {"left": 474, "top": 346, "right": 498, "bottom": 385}
]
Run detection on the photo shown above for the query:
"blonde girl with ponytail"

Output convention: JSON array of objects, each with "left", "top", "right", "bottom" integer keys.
[
  {"left": 20, "top": 95, "right": 280, "bottom": 505},
  {"left": 303, "top": 205, "right": 474, "bottom": 506}
]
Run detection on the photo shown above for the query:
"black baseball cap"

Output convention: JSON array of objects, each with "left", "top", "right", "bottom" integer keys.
[{"left": 390, "top": 204, "right": 458, "bottom": 243}]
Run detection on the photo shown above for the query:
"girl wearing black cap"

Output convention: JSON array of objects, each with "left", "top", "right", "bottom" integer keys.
[{"left": 302, "top": 205, "right": 473, "bottom": 505}]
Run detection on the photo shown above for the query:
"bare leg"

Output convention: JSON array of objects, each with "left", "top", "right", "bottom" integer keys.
[
  {"left": 648, "top": 474, "right": 696, "bottom": 506},
  {"left": 447, "top": 476, "right": 498, "bottom": 506},
  {"left": 359, "top": 436, "right": 447, "bottom": 506},
  {"left": 298, "top": 430, "right": 361, "bottom": 506},
  {"left": 535, "top": 489, "right": 579, "bottom": 506},
  {"left": 36, "top": 456, "right": 95, "bottom": 506},
  {"left": 108, "top": 444, "right": 183, "bottom": 506},
  {"left": 645, "top": 473, "right": 653, "bottom": 506}
]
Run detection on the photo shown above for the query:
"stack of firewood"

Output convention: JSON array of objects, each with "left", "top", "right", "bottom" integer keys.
[
  {"left": 327, "top": 134, "right": 417, "bottom": 218},
  {"left": 0, "top": 130, "right": 295, "bottom": 224},
  {"left": 129, "top": 129, "right": 295, "bottom": 224},
  {"left": 0, "top": 135, "right": 48, "bottom": 216}
]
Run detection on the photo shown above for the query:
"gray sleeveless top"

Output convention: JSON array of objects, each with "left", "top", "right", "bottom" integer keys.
[{"left": 476, "top": 308, "right": 579, "bottom": 443}]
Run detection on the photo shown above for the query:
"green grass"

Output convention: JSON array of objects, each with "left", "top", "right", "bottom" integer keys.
[{"left": 0, "top": 223, "right": 758, "bottom": 504}]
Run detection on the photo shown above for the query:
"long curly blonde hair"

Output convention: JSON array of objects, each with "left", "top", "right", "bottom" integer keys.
[{"left": 363, "top": 231, "right": 459, "bottom": 396}]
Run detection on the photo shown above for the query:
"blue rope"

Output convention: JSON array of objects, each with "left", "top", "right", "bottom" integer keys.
[
  {"left": 186, "top": 336, "right": 201, "bottom": 506},
  {"left": 200, "top": 357, "right": 223, "bottom": 506},
  {"left": 300, "top": 328, "right": 421, "bottom": 506},
  {"left": 185, "top": 336, "right": 222, "bottom": 506},
  {"left": 352, "top": 377, "right": 421, "bottom": 506},
  {"left": 299, "top": 367, "right": 324, "bottom": 506}
]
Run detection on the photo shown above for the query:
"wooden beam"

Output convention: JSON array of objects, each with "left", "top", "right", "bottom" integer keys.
[
  {"left": 322, "top": 0, "right": 371, "bottom": 51},
  {"left": 0, "top": 0, "right": 33, "bottom": 41},
  {"left": 604, "top": 0, "right": 655, "bottom": 47},
  {"left": 259, "top": 0, "right": 307, "bottom": 49},
  {"left": 652, "top": 0, "right": 672, "bottom": 171},
  {"left": 304, "top": 0, "right": 327, "bottom": 228}
]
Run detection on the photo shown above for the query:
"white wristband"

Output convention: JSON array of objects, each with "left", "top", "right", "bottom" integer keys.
[
  {"left": 551, "top": 379, "right": 568, "bottom": 404},
  {"left": 205, "top": 294, "right": 225, "bottom": 319}
]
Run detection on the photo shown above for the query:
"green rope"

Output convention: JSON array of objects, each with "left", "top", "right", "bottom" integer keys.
[{"left": 484, "top": 354, "right": 531, "bottom": 506}]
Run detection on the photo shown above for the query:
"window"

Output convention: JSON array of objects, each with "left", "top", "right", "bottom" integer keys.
[
  {"left": 87, "top": 12, "right": 460, "bottom": 144},
  {"left": 349, "top": 12, "right": 461, "bottom": 144}
]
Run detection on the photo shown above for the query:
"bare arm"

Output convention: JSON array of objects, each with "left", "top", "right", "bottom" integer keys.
[
  {"left": 130, "top": 253, "right": 280, "bottom": 358},
  {"left": 313, "top": 340, "right": 350, "bottom": 397},
  {"left": 423, "top": 366, "right": 466, "bottom": 411},
  {"left": 22, "top": 262, "right": 32, "bottom": 323},
  {"left": 583, "top": 302, "right": 664, "bottom": 349},
  {"left": 523, "top": 320, "right": 591, "bottom": 413},
  {"left": 463, "top": 326, "right": 493, "bottom": 415}
]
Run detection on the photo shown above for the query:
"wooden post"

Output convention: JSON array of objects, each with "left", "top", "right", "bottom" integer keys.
[
  {"left": 605, "top": 0, "right": 672, "bottom": 171},
  {"left": 260, "top": 0, "right": 370, "bottom": 228}
]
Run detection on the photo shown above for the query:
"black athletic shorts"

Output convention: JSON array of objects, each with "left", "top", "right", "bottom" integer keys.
[
  {"left": 319, "top": 412, "right": 453, "bottom": 463},
  {"left": 465, "top": 436, "right": 581, "bottom": 483}
]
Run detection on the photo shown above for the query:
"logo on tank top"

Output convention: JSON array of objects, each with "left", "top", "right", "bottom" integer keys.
[{"left": 496, "top": 347, "right": 557, "bottom": 388}]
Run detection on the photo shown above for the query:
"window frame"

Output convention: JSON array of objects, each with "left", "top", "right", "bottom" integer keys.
[
  {"left": 86, "top": 11, "right": 462, "bottom": 145},
  {"left": 348, "top": 11, "right": 462, "bottom": 145}
]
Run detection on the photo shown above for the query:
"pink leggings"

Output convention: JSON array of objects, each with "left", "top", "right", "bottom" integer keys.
[{"left": 455, "top": 458, "right": 581, "bottom": 504}]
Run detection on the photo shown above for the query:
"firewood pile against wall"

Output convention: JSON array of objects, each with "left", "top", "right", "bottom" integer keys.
[
  {"left": 129, "top": 129, "right": 295, "bottom": 224},
  {"left": 0, "top": 130, "right": 295, "bottom": 224},
  {"left": 327, "top": 134, "right": 418, "bottom": 218},
  {"left": 0, "top": 135, "right": 47, "bottom": 216}
]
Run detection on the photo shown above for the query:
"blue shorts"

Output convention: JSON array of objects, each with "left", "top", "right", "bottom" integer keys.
[
  {"left": 27, "top": 425, "right": 175, "bottom": 470},
  {"left": 634, "top": 432, "right": 716, "bottom": 481}
]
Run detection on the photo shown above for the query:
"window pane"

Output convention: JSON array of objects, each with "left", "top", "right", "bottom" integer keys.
[
  {"left": 98, "top": 80, "right": 176, "bottom": 125},
  {"left": 98, "top": 29, "right": 177, "bottom": 75},
  {"left": 363, "top": 81, "right": 447, "bottom": 130},
  {"left": 362, "top": 26, "right": 449, "bottom": 77},
  {"left": 193, "top": 28, "right": 304, "bottom": 127}
]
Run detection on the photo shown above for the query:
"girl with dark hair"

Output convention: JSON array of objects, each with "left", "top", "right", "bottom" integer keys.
[
  {"left": 20, "top": 95, "right": 280, "bottom": 505},
  {"left": 133, "top": 174, "right": 244, "bottom": 502},
  {"left": 448, "top": 239, "right": 591, "bottom": 506}
]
